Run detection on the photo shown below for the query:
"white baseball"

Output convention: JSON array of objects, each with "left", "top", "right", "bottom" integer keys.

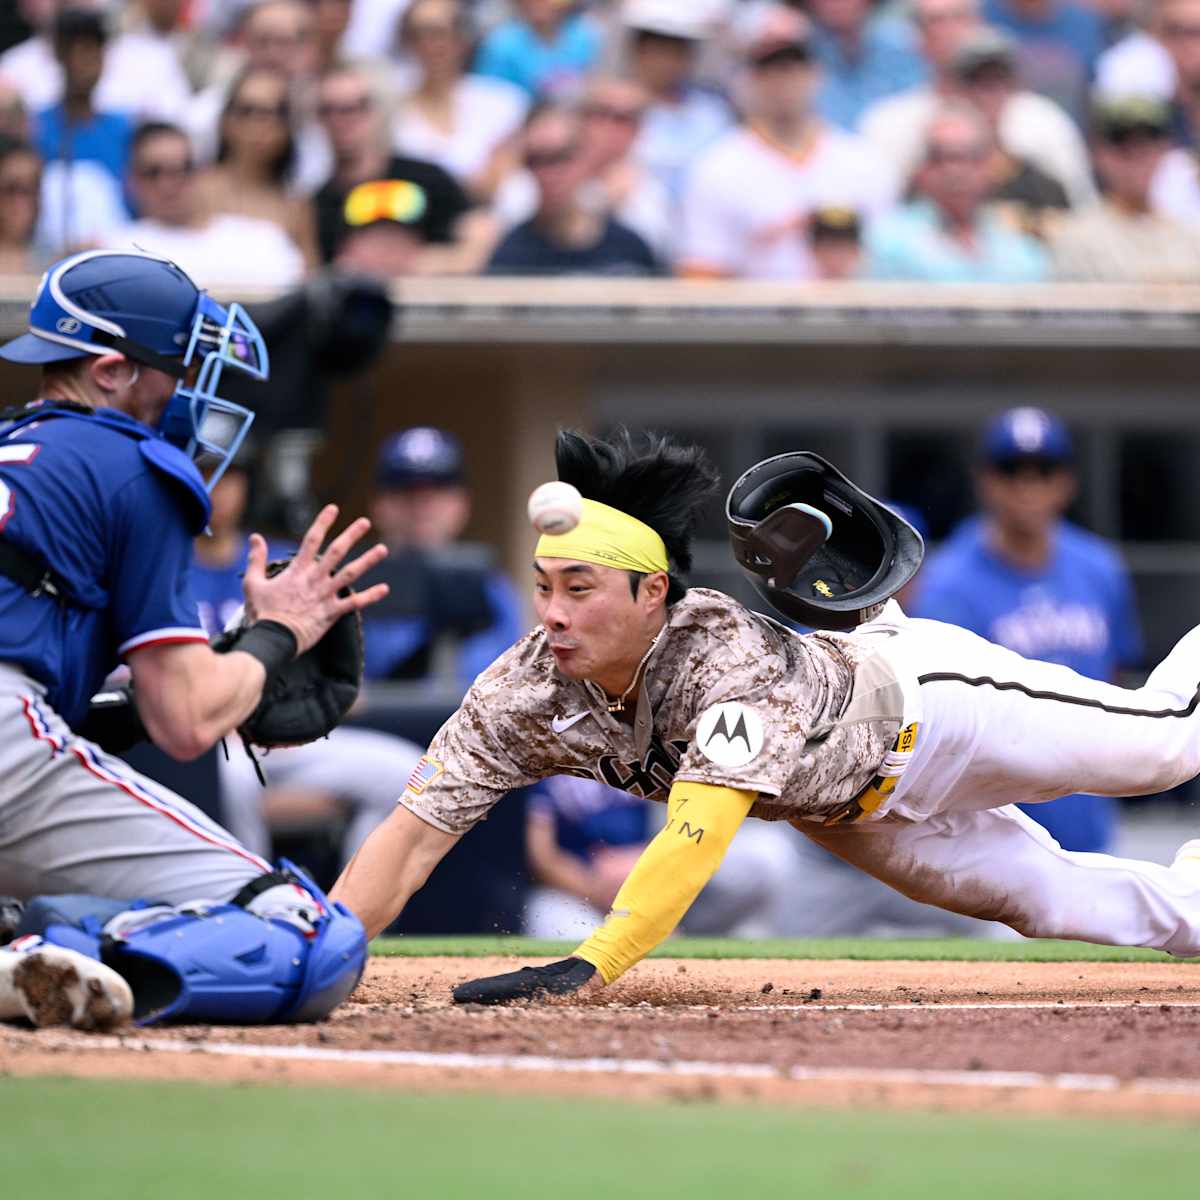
[{"left": 528, "top": 481, "right": 583, "bottom": 535}]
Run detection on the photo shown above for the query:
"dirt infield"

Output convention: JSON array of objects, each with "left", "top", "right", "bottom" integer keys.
[{"left": 5, "top": 956, "right": 1200, "bottom": 1120}]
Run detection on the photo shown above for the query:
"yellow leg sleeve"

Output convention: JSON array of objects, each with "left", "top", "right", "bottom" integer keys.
[{"left": 572, "top": 783, "right": 757, "bottom": 985}]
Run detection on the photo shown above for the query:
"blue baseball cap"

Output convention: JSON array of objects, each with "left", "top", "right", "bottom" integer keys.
[
  {"left": 375, "top": 426, "right": 464, "bottom": 488},
  {"left": 981, "top": 407, "right": 1074, "bottom": 466}
]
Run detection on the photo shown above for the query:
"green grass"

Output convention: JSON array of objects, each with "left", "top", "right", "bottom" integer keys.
[
  {"left": 2, "top": 1077, "right": 1196, "bottom": 1200},
  {"left": 372, "top": 934, "right": 1192, "bottom": 963}
]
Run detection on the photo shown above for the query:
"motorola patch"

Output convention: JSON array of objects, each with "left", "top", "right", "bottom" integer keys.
[{"left": 695, "top": 702, "right": 765, "bottom": 768}]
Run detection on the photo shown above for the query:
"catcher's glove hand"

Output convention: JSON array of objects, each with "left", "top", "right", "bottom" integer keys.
[
  {"left": 452, "top": 957, "right": 597, "bottom": 1005},
  {"left": 213, "top": 558, "right": 364, "bottom": 751}
]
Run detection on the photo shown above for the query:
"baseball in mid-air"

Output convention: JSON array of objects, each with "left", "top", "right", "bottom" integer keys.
[{"left": 528, "top": 481, "right": 583, "bottom": 535}]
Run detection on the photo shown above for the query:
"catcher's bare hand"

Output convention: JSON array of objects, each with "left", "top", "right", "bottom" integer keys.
[{"left": 242, "top": 505, "right": 389, "bottom": 654}]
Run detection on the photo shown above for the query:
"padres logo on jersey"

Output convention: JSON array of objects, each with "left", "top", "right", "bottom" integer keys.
[{"left": 556, "top": 735, "right": 689, "bottom": 800}]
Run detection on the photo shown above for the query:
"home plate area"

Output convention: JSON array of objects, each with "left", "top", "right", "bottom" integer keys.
[{"left": 4, "top": 957, "right": 1200, "bottom": 1119}]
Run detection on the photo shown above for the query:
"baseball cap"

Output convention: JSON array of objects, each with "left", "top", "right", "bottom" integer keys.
[
  {"left": 738, "top": 4, "right": 813, "bottom": 66},
  {"left": 952, "top": 27, "right": 1016, "bottom": 80},
  {"left": 981, "top": 407, "right": 1074, "bottom": 467},
  {"left": 1092, "top": 95, "right": 1171, "bottom": 142},
  {"left": 375, "top": 427, "right": 464, "bottom": 489},
  {"left": 622, "top": 0, "right": 709, "bottom": 40}
]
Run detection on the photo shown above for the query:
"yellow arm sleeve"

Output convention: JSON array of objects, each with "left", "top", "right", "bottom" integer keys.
[{"left": 572, "top": 782, "right": 757, "bottom": 985}]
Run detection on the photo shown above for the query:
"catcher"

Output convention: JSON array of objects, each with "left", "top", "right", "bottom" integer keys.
[
  {"left": 333, "top": 427, "right": 1200, "bottom": 1004},
  {"left": 0, "top": 250, "right": 385, "bottom": 1030}
]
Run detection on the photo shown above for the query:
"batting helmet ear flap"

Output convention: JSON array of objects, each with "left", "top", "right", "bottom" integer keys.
[{"left": 727, "top": 452, "right": 924, "bottom": 630}]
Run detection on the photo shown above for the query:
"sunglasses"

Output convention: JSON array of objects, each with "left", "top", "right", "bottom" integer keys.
[
  {"left": 989, "top": 458, "right": 1066, "bottom": 478},
  {"left": 926, "top": 144, "right": 989, "bottom": 165},
  {"left": 1103, "top": 126, "right": 1168, "bottom": 147},
  {"left": 318, "top": 96, "right": 372, "bottom": 119},
  {"left": 230, "top": 101, "right": 289, "bottom": 121},
  {"left": 524, "top": 145, "right": 578, "bottom": 169},
  {"left": 135, "top": 160, "right": 193, "bottom": 180},
  {"left": 583, "top": 104, "right": 642, "bottom": 125}
]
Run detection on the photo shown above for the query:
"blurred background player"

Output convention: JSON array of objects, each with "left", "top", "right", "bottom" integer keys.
[
  {"left": 913, "top": 406, "right": 1144, "bottom": 853},
  {"left": 359, "top": 426, "right": 525, "bottom": 686},
  {"left": 191, "top": 455, "right": 423, "bottom": 881},
  {"left": 524, "top": 774, "right": 796, "bottom": 938}
]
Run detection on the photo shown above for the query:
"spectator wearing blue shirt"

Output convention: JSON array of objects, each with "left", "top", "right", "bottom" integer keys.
[
  {"left": 865, "top": 100, "right": 1048, "bottom": 281},
  {"left": 913, "top": 407, "right": 1144, "bottom": 852},
  {"left": 808, "top": 0, "right": 929, "bottom": 130},
  {"left": 33, "top": 9, "right": 132, "bottom": 190},
  {"left": 474, "top": 0, "right": 602, "bottom": 100},
  {"left": 32, "top": 8, "right": 131, "bottom": 254},
  {"left": 359, "top": 427, "right": 525, "bottom": 686},
  {"left": 984, "top": 0, "right": 1106, "bottom": 123}
]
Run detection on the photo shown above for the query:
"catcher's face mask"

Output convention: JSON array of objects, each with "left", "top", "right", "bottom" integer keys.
[
  {"left": 0, "top": 249, "right": 268, "bottom": 493},
  {"left": 726, "top": 451, "right": 924, "bottom": 630}
]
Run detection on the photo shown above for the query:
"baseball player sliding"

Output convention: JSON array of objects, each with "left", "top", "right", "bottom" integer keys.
[
  {"left": 333, "top": 428, "right": 1200, "bottom": 1004},
  {"left": 0, "top": 250, "right": 387, "bottom": 1030}
]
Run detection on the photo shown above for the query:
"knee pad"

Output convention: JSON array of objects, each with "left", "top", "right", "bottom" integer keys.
[{"left": 102, "top": 865, "right": 366, "bottom": 1025}]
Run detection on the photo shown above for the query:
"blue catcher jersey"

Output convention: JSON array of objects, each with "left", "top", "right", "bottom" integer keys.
[
  {"left": 0, "top": 406, "right": 210, "bottom": 727},
  {"left": 914, "top": 515, "right": 1144, "bottom": 851}
]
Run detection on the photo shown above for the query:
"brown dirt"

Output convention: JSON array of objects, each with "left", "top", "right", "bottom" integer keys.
[{"left": 4, "top": 956, "right": 1200, "bottom": 1120}]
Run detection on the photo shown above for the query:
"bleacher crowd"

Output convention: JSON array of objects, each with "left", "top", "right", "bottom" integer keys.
[{"left": 0, "top": 0, "right": 1198, "bottom": 285}]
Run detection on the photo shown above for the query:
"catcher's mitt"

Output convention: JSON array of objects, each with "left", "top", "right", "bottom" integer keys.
[{"left": 212, "top": 558, "right": 364, "bottom": 751}]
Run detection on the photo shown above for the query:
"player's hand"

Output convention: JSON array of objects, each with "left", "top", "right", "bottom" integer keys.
[
  {"left": 242, "top": 505, "right": 389, "bottom": 655},
  {"left": 452, "top": 957, "right": 601, "bottom": 1005}
]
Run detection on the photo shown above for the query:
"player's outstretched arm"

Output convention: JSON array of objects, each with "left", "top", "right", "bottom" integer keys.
[
  {"left": 452, "top": 783, "right": 756, "bottom": 1004},
  {"left": 330, "top": 806, "right": 460, "bottom": 939}
]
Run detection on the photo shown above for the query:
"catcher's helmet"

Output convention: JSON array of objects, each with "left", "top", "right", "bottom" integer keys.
[
  {"left": 726, "top": 452, "right": 924, "bottom": 630},
  {"left": 0, "top": 249, "right": 268, "bottom": 491}
]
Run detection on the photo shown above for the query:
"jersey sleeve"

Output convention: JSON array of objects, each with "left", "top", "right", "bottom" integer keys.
[
  {"left": 399, "top": 676, "right": 541, "bottom": 835},
  {"left": 107, "top": 470, "right": 208, "bottom": 656}
]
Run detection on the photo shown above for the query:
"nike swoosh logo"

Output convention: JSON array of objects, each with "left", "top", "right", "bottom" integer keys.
[{"left": 551, "top": 711, "right": 590, "bottom": 734}]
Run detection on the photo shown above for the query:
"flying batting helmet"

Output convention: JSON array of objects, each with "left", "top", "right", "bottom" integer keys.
[{"left": 726, "top": 452, "right": 924, "bottom": 630}]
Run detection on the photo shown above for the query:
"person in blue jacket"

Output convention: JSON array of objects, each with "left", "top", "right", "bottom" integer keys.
[{"left": 913, "top": 406, "right": 1143, "bottom": 851}]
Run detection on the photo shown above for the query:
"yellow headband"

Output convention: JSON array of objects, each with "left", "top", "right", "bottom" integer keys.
[{"left": 535, "top": 498, "right": 669, "bottom": 575}]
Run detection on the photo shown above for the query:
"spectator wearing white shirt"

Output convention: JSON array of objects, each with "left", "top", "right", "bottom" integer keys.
[
  {"left": 105, "top": 120, "right": 305, "bottom": 290},
  {"left": 493, "top": 75, "right": 673, "bottom": 261},
  {"left": 678, "top": 4, "right": 897, "bottom": 280},
  {"left": 0, "top": 0, "right": 192, "bottom": 122},
  {"left": 392, "top": 0, "right": 529, "bottom": 200},
  {"left": 1053, "top": 95, "right": 1200, "bottom": 281},
  {"left": 860, "top": 0, "right": 1095, "bottom": 206},
  {"left": 619, "top": 0, "right": 735, "bottom": 203},
  {"left": 192, "top": 64, "right": 319, "bottom": 266},
  {"left": 186, "top": 0, "right": 330, "bottom": 194}
]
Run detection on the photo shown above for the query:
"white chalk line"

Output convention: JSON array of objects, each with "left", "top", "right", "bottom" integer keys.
[
  {"left": 730, "top": 1000, "right": 1200, "bottom": 1013},
  {"left": 27, "top": 1031, "right": 1200, "bottom": 1099}
]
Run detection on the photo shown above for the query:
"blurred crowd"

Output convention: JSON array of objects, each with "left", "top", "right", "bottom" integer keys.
[{"left": 1, "top": 0, "right": 1200, "bottom": 285}]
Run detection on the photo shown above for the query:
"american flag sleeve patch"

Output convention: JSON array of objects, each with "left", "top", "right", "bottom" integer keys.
[{"left": 406, "top": 756, "right": 444, "bottom": 795}]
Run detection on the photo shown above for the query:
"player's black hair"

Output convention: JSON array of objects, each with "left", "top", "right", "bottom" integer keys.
[{"left": 554, "top": 428, "right": 721, "bottom": 604}]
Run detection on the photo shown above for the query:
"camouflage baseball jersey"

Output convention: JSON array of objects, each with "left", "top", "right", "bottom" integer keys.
[{"left": 400, "top": 588, "right": 906, "bottom": 834}]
